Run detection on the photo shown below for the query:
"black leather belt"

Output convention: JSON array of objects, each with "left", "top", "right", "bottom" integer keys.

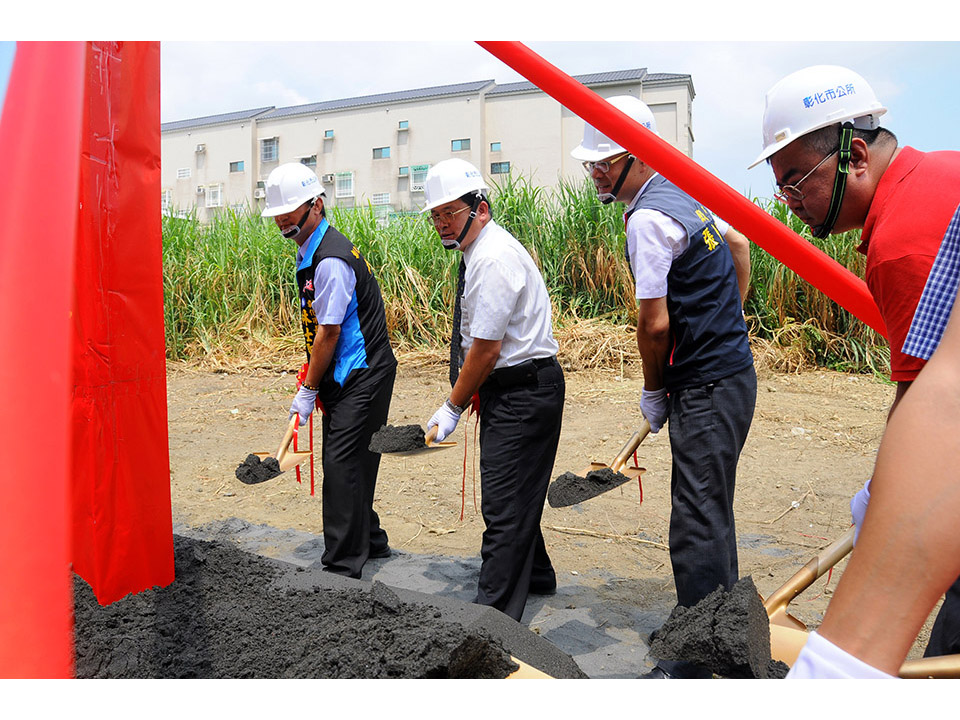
[{"left": 485, "top": 356, "right": 558, "bottom": 389}]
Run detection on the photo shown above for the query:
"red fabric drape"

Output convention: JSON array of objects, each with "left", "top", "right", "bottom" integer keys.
[{"left": 70, "top": 41, "right": 174, "bottom": 606}]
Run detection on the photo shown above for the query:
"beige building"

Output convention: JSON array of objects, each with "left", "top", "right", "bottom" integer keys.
[{"left": 161, "top": 68, "right": 695, "bottom": 221}]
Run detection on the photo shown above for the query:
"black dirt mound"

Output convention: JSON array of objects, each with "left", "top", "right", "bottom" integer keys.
[
  {"left": 235, "top": 454, "right": 282, "bottom": 485},
  {"left": 547, "top": 467, "right": 632, "bottom": 508},
  {"left": 369, "top": 424, "right": 426, "bottom": 453},
  {"left": 73, "top": 535, "right": 519, "bottom": 679},
  {"left": 648, "top": 576, "right": 789, "bottom": 679}
]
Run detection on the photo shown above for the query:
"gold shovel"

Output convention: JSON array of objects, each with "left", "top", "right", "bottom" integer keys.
[
  {"left": 764, "top": 526, "right": 960, "bottom": 677},
  {"left": 254, "top": 415, "right": 312, "bottom": 472},
  {"left": 580, "top": 418, "right": 650, "bottom": 480}
]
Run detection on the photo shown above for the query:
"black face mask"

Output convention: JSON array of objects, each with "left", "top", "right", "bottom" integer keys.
[{"left": 282, "top": 201, "right": 315, "bottom": 240}]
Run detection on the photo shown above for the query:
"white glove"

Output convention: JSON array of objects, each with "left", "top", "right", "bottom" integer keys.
[
  {"left": 427, "top": 400, "right": 462, "bottom": 442},
  {"left": 640, "top": 387, "right": 668, "bottom": 433},
  {"left": 786, "top": 631, "right": 895, "bottom": 679},
  {"left": 850, "top": 478, "right": 872, "bottom": 546},
  {"left": 289, "top": 386, "right": 319, "bottom": 426}
]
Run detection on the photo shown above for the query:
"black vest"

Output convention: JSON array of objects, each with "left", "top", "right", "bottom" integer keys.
[
  {"left": 296, "top": 221, "right": 395, "bottom": 401},
  {"left": 626, "top": 175, "right": 752, "bottom": 391}
]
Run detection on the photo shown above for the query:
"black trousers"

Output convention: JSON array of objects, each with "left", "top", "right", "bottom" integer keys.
[
  {"left": 656, "top": 364, "right": 757, "bottom": 677},
  {"left": 475, "top": 357, "right": 564, "bottom": 622},
  {"left": 319, "top": 362, "right": 395, "bottom": 579},
  {"left": 925, "top": 576, "right": 960, "bottom": 657}
]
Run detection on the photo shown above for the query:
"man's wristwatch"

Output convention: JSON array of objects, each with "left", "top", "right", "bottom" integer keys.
[{"left": 444, "top": 398, "right": 467, "bottom": 416}]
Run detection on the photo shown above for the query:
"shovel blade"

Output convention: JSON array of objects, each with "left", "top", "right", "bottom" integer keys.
[
  {"left": 580, "top": 462, "right": 644, "bottom": 480},
  {"left": 254, "top": 450, "right": 312, "bottom": 473}
]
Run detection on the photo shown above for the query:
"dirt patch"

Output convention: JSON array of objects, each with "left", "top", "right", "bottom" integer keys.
[
  {"left": 369, "top": 424, "right": 426, "bottom": 453},
  {"left": 548, "top": 468, "right": 632, "bottom": 508},
  {"left": 74, "top": 534, "right": 518, "bottom": 679},
  {"left": 234, "top": 454, "right": 282, "bottom": 485},
  {"left": 649, "top": 576, "right": 789, "bottom": 679},
  {"left": 164, "top": 360, "right": 938, "bottom": 661}
]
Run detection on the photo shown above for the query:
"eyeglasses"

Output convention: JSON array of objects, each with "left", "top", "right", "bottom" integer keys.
[
  {"left": 775, "top": 149, "right": 837, "bottom": 203},
  {"left": 582, "top": 152, "right": 630, "bottom": 174},
  {"left": 429, "top": 205, "right": 472, "bottom": 227}
]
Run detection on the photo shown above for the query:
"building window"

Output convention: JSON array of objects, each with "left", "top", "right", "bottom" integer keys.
[
  {"left": 324, "top": 129, "right": 334, "bottom": 139},
  {"left": 372, "top": 192, "right": 391, "bottom": 206},
  {"left": 261, "top": 137, "right": 279, "bottom": 163},
  {"left": 205, "top": 183, "right": 223, "bottom": 208},
  {"left": 490, "top": 142, "right": 501, "bottom": 152},
  {"left": 301, "top": 155, "right": 317, "bottom": 167},
  {"left": 335, "top": 171, "right": 354, "bottom": 199},
  {"left": 398, "top": 120, "right": 409, "bottom": 130},
  {"left": 491, "top": 161, "right": 511, "bottom": 175},
  {"left": 177, "top": 167, "right": 191, "bottom": 179},
  {"left": 411, "top": 164, "right": 430, "bottom": 192},
  {"left": 373, "top": 146, "right": 391, "bottom": 159},
  {"left": 161, "top": 189, "right": 172, "bottom": 213},
  {"left": 451, "top": 138, "right": 470, "bottom": 152},
  {"left": 398, "top": 166, "right": 409, "bottom": 177},
  {"left": 229, "top": 160, "right": 245, "bottom": 173}
]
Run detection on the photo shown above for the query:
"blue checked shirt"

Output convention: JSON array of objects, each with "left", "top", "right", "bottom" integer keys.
[{"left": 902, "top": 203, "right": 960, "bottom": 361}]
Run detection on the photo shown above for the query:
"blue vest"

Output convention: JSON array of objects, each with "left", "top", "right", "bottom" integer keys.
[
  {"left": 296, "top": 219, "right": 395, "bottom": 400},
  {"left": 627, "top": 175, "right": 753, "bottom": 391}
]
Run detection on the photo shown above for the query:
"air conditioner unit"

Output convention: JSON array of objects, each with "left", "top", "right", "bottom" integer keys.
[
  {"left": 410, "top": 183, "right": 425, "bottom": 193},
  {"left": 322, "top": 174, "right": 335, "bottom": 183},
  {"left": 196, "top": 186, "right": 205, "bottom": 194},
  {"left": 195, "top": 144, "right": 206, "bottom": 153},
  {"left": 253, "top": 188, "right": 266, "bottom": 199}
]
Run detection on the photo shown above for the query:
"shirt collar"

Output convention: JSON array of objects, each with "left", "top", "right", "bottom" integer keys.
[
  {"left": 296, "top": 217, "right": 330, "bottom": 271},
  {"left": 462, "top": 219, "right": 496, "bottom": 264},
  {"left": 625, "top": 172, "right": 660, "bottom": 216}
]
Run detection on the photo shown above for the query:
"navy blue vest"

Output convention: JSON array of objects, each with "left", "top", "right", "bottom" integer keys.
[
  {"left": 626, "top": 175, "right": 752, "bottom": 391},
  {"left": 296, "top": 220, "right": 395, "bottom": 401}
]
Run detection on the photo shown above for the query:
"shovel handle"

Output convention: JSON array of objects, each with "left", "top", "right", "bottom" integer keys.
[
  {"left": 763, "top": 526, "right": 855, "bottom": 618},
  {"left": 424, "top": 425, "right": 439, "bottom": 447},
  {"left": 609, "top": 418, "right": 651, "bottom": 474},
  {"left": 276, "top": 415, "right": 299, "bottom": 463}
]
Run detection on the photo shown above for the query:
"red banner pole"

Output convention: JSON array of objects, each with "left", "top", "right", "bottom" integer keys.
[
  {"left": 0, "top": 41, "right": 87, "bottom": 679},
  {"left": 476, "top": 41, "right": 887, "bottom": 338}
]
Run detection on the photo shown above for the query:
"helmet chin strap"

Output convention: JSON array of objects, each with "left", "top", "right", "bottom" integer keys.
[
  {"left": 282, "top": 199, "right": 316, "bottom": 240},
  {"left": 441, "top": 193, "right": 484, "bottom": 251},
  {"left": 598, "top": 156, "right": 635, "bottom": 204},
  {"left": 811, "top": 123, "right": 854, "bottom": 239}
]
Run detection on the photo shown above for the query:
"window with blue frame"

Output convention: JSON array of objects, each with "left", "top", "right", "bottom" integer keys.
[
  {"left": 373, "top": 146, "right": 390, "bottom": 159},
  {"left": 491, "top": 161, "right": 511, "bottom": 175},
  {"left": 451, "top": 138, "right": 470, "bottom": 152},
  {"left": 490, "top": 142, "right": 501, "bottom": 152}
]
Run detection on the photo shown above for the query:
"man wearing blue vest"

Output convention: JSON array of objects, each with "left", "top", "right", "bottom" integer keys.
[
  {"left": 262, "top": 162, "right": 397, "bottom": 579},
  {"left": 572, "top": 96, "right": 757, "bottom": 679}
]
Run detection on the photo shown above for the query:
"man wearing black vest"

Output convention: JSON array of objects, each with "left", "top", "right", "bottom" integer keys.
[
  {"left": 262, "top": 162, "right": 396, "bottom": 579},
  {"left": 572, "top": 96, "right": 757, "bottom": 679},
  {"left": 421, "top": 159, "right": 564, "bottom": 623}
]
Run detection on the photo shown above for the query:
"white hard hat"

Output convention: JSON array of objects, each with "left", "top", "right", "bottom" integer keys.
[
  {"left": 570, "top": 95, "right": 658, "bottom": 162},
  {"left": 749, "top": 65, "right": 887, "bottom": 169},
  {"left": 261, "top": 162, "right": 325, "bottom": 217},
  {"left": 421, "top": 158, "right": 489, "bottom": 213}
]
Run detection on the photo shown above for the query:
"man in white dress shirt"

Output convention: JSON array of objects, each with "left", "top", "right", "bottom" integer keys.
[
  {"left": 572, "top": 96, "right": 756, "bottom": 678},
  {"left": 423, "top": 158, "right": 565, "bottom": 623}
]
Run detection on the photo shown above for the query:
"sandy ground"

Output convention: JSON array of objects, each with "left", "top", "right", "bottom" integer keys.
[{"left": 166, "top": 358, "right": 937, "bottom": 660}]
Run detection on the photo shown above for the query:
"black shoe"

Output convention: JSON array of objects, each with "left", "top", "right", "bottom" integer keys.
[
  {"left": 369, "top": 546, "right": 392, "bottom": 559},
  {"left": 639, "top": 665, "right": 674, "bottom": 679},
  {"left": 641, "top": 662, "right": 712, "bottom": 679},
  {"left": 529, "top": 583, "right": 557, "bottom": 596}
]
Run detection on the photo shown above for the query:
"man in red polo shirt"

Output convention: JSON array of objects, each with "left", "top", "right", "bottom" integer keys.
[{"left": 751, "top": 64, "right": 960, "bottom": 665}]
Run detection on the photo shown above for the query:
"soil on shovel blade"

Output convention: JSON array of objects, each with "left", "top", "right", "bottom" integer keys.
[
  {"left": 73, "top": 535, "right": 519, "bottom": 679},
  {"left": 648, "top": 576, "right": 789, "bottom": 679},
  {"left": 369, "top": 424, "right": 426, "bottom": 454},
  {"left": 547, "top": 467, "right": 632, "bottom": 508},
  {"left": 234, "top": 454, "right": 282, "bottom": 485}
]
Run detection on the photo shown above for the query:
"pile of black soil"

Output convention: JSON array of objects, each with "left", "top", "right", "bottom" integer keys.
[
  {"left": 73, "top": 535, "right": 519, "bottom": 679},
  {"left": 369, "top": 424, "right": 426, "bottom": 453},
  {"left": 547, "top": 468, "right": 632, "bottom": 508},
  {"left": 648, "top": 576, "right": 789, "bottom": 679},
  {"left": 234, "top": 454, "right": 282, "bottom": 485}
]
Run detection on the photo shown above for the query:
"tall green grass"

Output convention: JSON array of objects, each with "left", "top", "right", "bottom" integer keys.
[{"left": 162, "top": 178, "right": 889, "bottom": 375}]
